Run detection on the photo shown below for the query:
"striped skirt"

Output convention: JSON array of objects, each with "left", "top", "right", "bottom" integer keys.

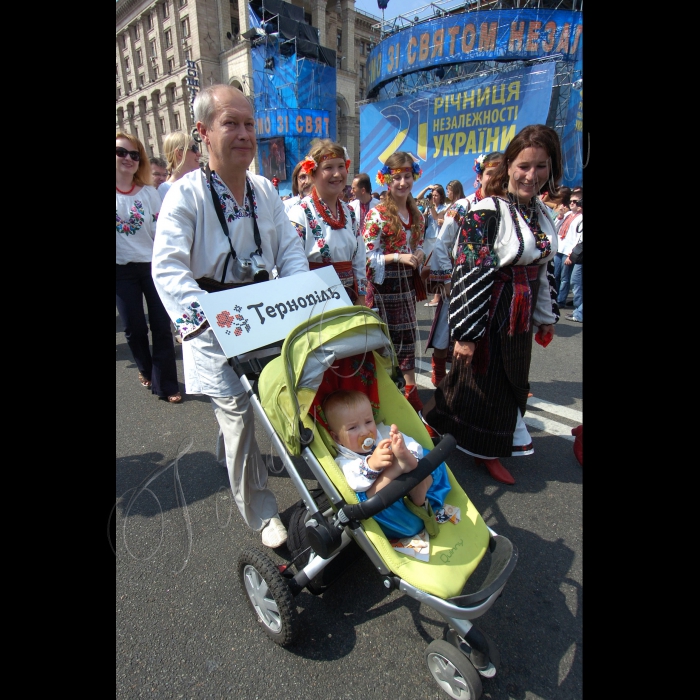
[
  {"left": 367, "top": 263, "right": 418, "bottom": 371},
  {"left": 424, "top": 272, "right": 540, "bottom": 457}
]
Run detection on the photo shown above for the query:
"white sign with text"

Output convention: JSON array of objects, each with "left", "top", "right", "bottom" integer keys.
[{"left": 197, "top": 266, "right": 353, "bottom": 358}]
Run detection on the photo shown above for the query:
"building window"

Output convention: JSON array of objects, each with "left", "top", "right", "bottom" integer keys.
[
  {"left": 116, "top": 63, "right": 119, "bottom": 76},
  {"left": 121, "top": 34, "right": 127, "bottom": 48},
  {"left": 117, "top": 86, "right": 122, "bottom": 98},
  {"left": 125, "top": 57, "right": 131, "bottom": 73},
  {"left": 153, "top": 66, "right": 159, "bottom": 80},
  {"left": 147, "top": 13, "right": 153, "bottom": 30},
  {"left": 139, "top": 74, "right": 145, "bottom": 86},
  {"left": 184, "top": 48, "right": 191, "bottom": 61},
  {"left": 360, "top": 64, "right": 364, "bottom": 79},
  {"left": 360, "top": 41, "right": 364, "bottom": 56},
  {"left": 146, "top": 123, "right": 151, "bottom": 137},
  {"left": 168, "top": 57, "right": 175, "bottom": 73},
  {"left": 160, "top": 117, "right": 166, "bottom": 133},
  {"left": 150, "top": 39, "right": 157, "bottom": 56},
  {"left": 134, "top": 126, "right": 139, "bottom": 138},
  {"left": 179, "top": 0, "right": 187, "bottom": 7},
  {"left": 337, "top": 31, "right": 342, "bottom": 51},
  {"left": 136, "top": 49, "right": 143, "bottom": 66},
  {"left": 337, "top": 56, "right": 343, "bottom": 70},
  {"left": 174, "top": 112, "right": 181, "bottom": 129},
  {"left": 181, "top": 17, "right": 190, "bottom": 38},
  {"left": 134, "top": 24, "right": 140, "bottom": 40},
  {"left": 163, "top": 1, "right": 170, "bottom": 19},
  {"left": 165, "top": 29, "right": 172, "bottom": 48},
  {"left": 127, "top": 80, "right": 133, "bottom": 93}
]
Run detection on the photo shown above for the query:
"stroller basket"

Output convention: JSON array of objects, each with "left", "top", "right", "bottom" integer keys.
[{"left": 234, "top": 306, "right": 517, "bottom": 699}]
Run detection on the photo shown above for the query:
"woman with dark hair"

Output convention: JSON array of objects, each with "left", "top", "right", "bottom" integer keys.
[
  {"left": 116, "top": 131, "right": 181, "bottom": 403},
  {"left": 423, "top": 125, "right": 561, "bottom": 484},
  {"left": 424, "top": 152, "right": 504, "bottom": 386},
  {"left": 363, "top": 151, "right": 429, "bottom": 419},
  {"left": 283, "top": 160, "right": 313, "bottom": 212},
  {"left": 287, "top": 139, "right": 367, "bottom": 304}
]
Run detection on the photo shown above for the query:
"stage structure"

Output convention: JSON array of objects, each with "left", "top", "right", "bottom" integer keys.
[
  {"left": 246, "top": 0, "right": 337, "bottom": 196},
  {"left": 360, "top": 1, "right": 583, "bottom": 191}
]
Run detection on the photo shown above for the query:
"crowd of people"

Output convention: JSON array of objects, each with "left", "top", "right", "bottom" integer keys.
[{"left": 117, "top": 83, "right": 582, "bottom": 551}]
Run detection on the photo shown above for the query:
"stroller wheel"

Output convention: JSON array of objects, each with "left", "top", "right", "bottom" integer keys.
[
  {"left": 237, "top": 546, "right": 296, "bottom": 646},
  {"left": 445, "top": 627, "right": 500, "bottom": 675},
  {"left": 425, "top": 640, "right": 483, "bottom": 700}
]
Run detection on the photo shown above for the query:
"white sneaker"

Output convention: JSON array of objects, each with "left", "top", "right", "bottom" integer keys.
[{"left": 261, "top": 516, "right": 287, "bottom": 548}]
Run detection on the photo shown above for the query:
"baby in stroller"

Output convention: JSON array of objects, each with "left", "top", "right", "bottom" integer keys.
[{"left": 323, "top": 389, "right": 450, "bottom": 538}]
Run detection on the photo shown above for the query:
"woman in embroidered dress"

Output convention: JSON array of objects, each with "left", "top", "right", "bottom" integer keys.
[
  {"left": 423, "top": 153, "right": 504, "bottom": 386},
  {"left": 286, "top": 139, "right": 367, "bottom": 304},
  {"left": 423, "top": 125, "right": 561, "bottom": 484},
  {"left": 364, "top": 151, "right": 428, "bottom": 418},
  {"left": 116, "top": 131, "right": 181, "bottom": 402},
  {"left": 157, "top": 131, "right": 201, "bottom": 202}
]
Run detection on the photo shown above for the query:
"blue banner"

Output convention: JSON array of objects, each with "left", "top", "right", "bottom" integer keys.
[
  {"left": 249, "top": 6, "right": 336, "bottom": 195},
  {"left": 255, "top": 109, "right": 332, "bottom": 138},
  {"left": 359, "top": 64, "right": 554, "bottom": 197},
  {"left": 560, "top": 34, "right": 583, "bottom": 187},
  {"left": 367, "top": 9, "right": 582, "bottom": 94}
]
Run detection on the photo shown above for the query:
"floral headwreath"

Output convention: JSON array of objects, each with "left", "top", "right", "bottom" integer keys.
[
  {"left": 375, "top": 160, "right": 422, "bottom": 186},
  {"left": 300, "top": 147, "right": 351, "bottom": 175},
  {"left": 473, "top": 153, "right": 500, "bottom": 176}
]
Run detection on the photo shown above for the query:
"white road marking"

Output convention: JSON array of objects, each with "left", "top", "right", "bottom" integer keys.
[{"left": 413, "top": 360, "right": 581, "bottom": 442}]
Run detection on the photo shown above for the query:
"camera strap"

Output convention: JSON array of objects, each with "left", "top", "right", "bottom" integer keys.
[{"left": 206, "top": 165, "right": 263, "bottom": 285}]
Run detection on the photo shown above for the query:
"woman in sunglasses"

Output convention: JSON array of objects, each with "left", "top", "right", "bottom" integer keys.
[
  {"left": 158, "top": 131, "right": 201, "bottom": 201},
  {"left": 116, "top": 131, "right": 181, "bottom": 403}
]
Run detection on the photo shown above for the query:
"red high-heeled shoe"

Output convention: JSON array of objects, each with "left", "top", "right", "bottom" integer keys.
[
  {"left": 571, "top": 425, "right": 583, "bottom": 466},
  {"left": 474, "top": 457, "right": 515, "bottom": 485}
]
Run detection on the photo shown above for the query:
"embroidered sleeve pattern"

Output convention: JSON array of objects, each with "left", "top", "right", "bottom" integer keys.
[
  {"left": 546, "top": 260, "right": 560, "bottom": 322},
  {"left": 448, "top": 208, "right": 499, "bottom": 343},
  {"left": 174, "top": 299, "right": 207, "bottom": 337},
  {"left": 363, "top": 208, "right": 387, "bottom": 283}
]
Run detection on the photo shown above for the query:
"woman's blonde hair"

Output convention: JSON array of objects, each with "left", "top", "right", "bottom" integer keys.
[
  {"left": 381, "top": 151, "right": 423, "bottom": 250},
  {"left": 163, "top": 130, "right": 190, "bottom": 177},
  {"left": 116, "top": 131, "right": 152, "bottom": 187}
]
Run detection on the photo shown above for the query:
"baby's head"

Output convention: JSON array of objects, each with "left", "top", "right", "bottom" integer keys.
[{"left": 323, "top": 390, "right": 377, "bottom": 453}]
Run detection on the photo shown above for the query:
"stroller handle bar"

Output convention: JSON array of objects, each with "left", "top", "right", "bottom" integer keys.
[{"left": 339, "top": 434, "right": 457, "bottom": 523}]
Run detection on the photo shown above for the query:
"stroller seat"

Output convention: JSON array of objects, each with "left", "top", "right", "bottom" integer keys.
[{"left": 261, "top": 345, "right": 490, "bottom": 599}]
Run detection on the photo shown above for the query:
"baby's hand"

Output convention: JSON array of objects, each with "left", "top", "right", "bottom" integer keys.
[{"left": 368, "top": 438, "right": 393, "bottom": 471}]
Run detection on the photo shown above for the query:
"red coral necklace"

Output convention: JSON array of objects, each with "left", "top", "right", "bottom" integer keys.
[
  {"left": 116, "top": 183, "right": 136, "bottom": 195},
  {"left": 312, "top": 188, "right": 346, "bottom": 230}
]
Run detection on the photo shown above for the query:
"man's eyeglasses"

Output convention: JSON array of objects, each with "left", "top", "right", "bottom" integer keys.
[
  {"left": 570, "top": 199, "right": 581, "bottom": 206},
  {"left": 188, "top": 144, "right": 199, "bottom": 154},
  {"left": 116, "top": 147, "right": 141, "bottom": 161}
]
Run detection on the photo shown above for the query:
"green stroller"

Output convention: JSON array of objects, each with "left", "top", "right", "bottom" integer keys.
[{"left": 231, "top": 306, "right": 518, "bottom": 700}]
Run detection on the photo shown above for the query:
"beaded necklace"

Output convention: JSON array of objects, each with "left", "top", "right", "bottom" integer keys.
[
  {"left": 312, "top": 188, "right": 346, "bottom": 230},
  {"left": 506, "top": 193, "right": 550, "bottom": 259}
]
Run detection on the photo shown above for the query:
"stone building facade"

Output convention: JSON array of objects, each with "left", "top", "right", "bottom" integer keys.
[{"left": 116, "top": 0, "right": 381, "bottom": 179}]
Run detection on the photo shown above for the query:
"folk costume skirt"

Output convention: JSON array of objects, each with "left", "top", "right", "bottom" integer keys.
[
  {"left": 366, "top": 262, "right": 418, "bottom": 372},
  {"left": 425, "top": 265, "right": 541, "bottom": 458}
]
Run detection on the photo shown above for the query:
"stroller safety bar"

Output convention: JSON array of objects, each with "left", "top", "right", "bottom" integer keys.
[{"left": 338, "top": 434, "right": 457, "bottom": 523}]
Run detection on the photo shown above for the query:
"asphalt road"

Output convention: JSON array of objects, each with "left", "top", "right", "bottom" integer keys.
[{"left": 115, "top": 295, "right": 582, "bottom": 700}]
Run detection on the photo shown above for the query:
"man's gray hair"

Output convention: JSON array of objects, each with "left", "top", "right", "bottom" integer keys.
[
  {"left": 194, "top": 84, "right": 252, "bottom": 129},
  {"left": 149, "top": 156, "right": 167, "bottom": 169}
]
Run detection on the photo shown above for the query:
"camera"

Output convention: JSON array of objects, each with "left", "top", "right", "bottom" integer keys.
[{"left": 234, "top": 253, "right": 269, "bottom": 284}]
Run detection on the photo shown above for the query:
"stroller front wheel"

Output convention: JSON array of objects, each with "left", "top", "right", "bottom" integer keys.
[
  {"left": 238, "top": 546, "right": 296, "bottom": 646},
  {"left": 425, "top": 639, "right": 483, "bottom": 700}
]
